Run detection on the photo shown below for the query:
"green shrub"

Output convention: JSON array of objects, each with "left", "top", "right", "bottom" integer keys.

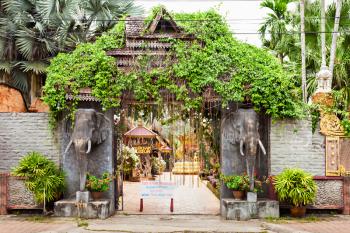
[
  {"left": 274, "top": 168, "right": 317, "bottom": 207},
  {"left": 11, "top": 152, "right": 65, "bottom": 204}
]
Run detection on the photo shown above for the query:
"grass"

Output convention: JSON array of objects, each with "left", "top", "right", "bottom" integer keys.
[
  {"left": 264, "top": 215, "right": 335, "bottom": 224},
  {"left": 25, "top": 215, "right": 52, "bottom": 223},
  {"left": 76, "top": 218, "right": 89, "bottom": 227}
]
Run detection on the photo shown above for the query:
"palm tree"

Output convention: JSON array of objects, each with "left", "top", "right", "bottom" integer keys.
[
  {"left": 259, "top": 0, "right": 296, "bottom": 63},
  {"left": 300, "top": 0, "right": 307, "bottom": 102},
  {"left": 0, "top": 0, "right": 141, "bottom": 103}
]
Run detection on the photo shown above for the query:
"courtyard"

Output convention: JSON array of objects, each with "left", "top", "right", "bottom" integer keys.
[{"left": 122, "top": 173, "right": 220, "bottom": 214}]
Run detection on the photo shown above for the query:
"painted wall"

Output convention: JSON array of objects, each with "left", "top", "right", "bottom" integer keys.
[
  {"left": 0, "top": 113, "right": 60, "bottom": 173},
  {"left": 270, "top": 119, "right": 325, "bottom": 176}
]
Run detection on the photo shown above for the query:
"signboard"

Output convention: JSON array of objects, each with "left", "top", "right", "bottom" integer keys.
[
  {"left": 135, "top": 146, "right": 151, "bottom": 154},
  {"left": 140, "top": 181, "right": 176, "bottom": 198}
]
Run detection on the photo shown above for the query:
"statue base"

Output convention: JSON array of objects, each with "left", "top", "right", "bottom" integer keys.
[
  {"left": 221, "top": 199, "right": 279, "bottom": 220},
  {"left": 54, "top": 198, "right": 112, "bottom": 219},
  {"left": 76, "top": 191, "right": 91, "bottom": 203},
  {"left": 247, "top": 192, "right": 257, "bottom": 202}
]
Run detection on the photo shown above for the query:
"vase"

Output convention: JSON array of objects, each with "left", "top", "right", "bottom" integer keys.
[
  {"left": 232, "top": 190, "right": 244, "bottom": 200},
  {"left": 290, "top": 206, "right": 306, "bottom": 218},
  {"left": 91, "top": 191, "right": 103, "bottom": 200}
]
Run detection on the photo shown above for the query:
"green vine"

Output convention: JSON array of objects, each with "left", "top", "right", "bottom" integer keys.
[{"left": 43, "top": 7, "right": 304, "bottom": 128}]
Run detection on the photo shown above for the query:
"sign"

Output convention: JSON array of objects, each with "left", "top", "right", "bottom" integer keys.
[
  {"left": 135, "top": 146, "right": 151, "bottom": 154},
  {"left": 140, "top": 181, "right": 176, "bottom": 198}
]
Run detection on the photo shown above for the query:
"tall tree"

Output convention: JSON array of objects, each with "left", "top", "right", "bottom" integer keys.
[
  {"left": 329, "top": 0, "right": 342, "bottom": 77},
  {"left": 259, "top": 0, "right": 295, "bottom": 63},
  {"left": 300, "top": 0, "right": 307, "bottom": 102}
]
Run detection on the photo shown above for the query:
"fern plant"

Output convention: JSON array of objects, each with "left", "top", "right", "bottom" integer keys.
[
  {"left": 274, "top": 168, "right": 317, "bottom": 207},
  {"left": 11, "top": 152, "right": 65, "bottom": 207}
]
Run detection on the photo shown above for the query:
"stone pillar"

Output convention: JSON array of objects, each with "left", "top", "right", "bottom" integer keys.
[
  {"left": 220, "top": 104, "right": 269, "bottom": 216},
  {"left": 60, "top": 104, "right": 115, "bottom": 214}
]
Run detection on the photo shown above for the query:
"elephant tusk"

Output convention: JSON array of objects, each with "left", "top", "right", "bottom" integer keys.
[
  {"left": 258, "top": 140, "right": 266, "bottom": 155},
  {"left": 240, "top": 140, "right": 245, "bottom": 156},
  {"left": 64, "top": 140, "right": 73, "bottom": 154},
  {"left": 86, "top": 140, "right": 91, "bottom": 154}
]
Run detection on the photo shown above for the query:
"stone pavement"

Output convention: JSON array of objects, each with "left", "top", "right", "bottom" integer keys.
[
  {"left": 122, "top": 172, "right": 220, "bottom": 214},
  {"left": 1, "top": 214, "right": 350, "bottom": 233},
  {"left": 0, "top": 214, "right": 264, "bottom": 233},
  {"left": 263, "top": 215, "right": 350, "bottom": 233}
]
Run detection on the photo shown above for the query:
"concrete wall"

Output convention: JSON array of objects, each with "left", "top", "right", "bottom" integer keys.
[
  {"left": 270, "top": 119, "right": 325, "bottom": 176},
  {"left": 0, "top": 113, "right": 60, "bottom": 172}
]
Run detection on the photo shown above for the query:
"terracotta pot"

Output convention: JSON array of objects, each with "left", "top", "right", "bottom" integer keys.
[
  {"left": 232, "top": 190, "right": 244, "bottom": 200},
  {"left": 91, "top": 191, "right": 103, "bottom": 200},
  {"left": 290, "top": 206, "right": 306, "bottom": 218}
]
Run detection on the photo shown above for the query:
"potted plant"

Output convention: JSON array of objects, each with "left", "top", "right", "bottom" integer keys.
[
  {"left": 85, "top": 172, "right": 112, "bottom": 200},
  {"left": 220, "top": 174, "right": 249, "bottom": 200},
  {"left": 274, "top": 168, "right": 317, "bottom": 218}
]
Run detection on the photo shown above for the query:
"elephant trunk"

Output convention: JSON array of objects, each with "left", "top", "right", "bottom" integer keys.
[{"left": 73, "top": 139, "right": 90, "bottom": 191}]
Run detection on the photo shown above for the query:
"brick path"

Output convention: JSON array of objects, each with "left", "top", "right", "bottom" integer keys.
[
  {"left": 0, "top": 217, "right": 81, "bottom": 233},
  {"left": 2, "top": 214, "right": 350, "bottom": 233},
  {"left": 282, "top": 217, "right": 350, "bottom": 233},
  {"left": 264, "top": 216, "right": 350, "bottom": 233},
  {"left": 122, "top": 172, "right": 220, "bottom": 214}
]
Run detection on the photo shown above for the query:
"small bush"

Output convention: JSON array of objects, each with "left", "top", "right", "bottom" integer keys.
[
  {"left": 274, "top": 168, "right": 317, "bottom": 207},
  {"left": 11, "top": 151, "right": 65, "bottom": 204}
]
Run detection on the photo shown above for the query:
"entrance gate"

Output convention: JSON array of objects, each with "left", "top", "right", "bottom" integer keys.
[{"left": 113, "top": 102, "right": 270, "bottom": 214}]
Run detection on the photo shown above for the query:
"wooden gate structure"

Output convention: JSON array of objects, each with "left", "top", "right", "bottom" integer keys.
[{"left": 0, "top": 173, "right": 9, "bottom": 214}]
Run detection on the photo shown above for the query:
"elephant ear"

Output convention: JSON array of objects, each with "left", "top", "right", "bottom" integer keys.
[
  {"left": 222, "top": 111, "right": 243, "bottom": 145},
  {"left": 232, "top": 111, "right": 244, "bottom": 143},
  {"left": 93, "top": 113, "right": 111, "bottom": 144}
]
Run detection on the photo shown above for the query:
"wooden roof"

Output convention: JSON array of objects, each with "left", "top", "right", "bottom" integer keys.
[
  {"left": 106, "top": 7, "right": 194, "bottom": 69},
  {"left": 124, "top": 124, "right": 157, "bottom": 138}
]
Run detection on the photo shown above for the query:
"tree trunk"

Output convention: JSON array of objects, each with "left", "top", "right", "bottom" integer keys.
[
  {"left": 279, "top": 53, "right": 284, "bottom": 64},
  {"left": 321, "top": 0, "right": 326, "bottom": 67},
  {"left": 329, "top": 0, "right": 342, "bottom": 82},
  {"left": 300, "top": 0, "right": 307, "bottom": 103}
]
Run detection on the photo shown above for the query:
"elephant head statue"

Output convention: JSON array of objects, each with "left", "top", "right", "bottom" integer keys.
[
  {"left": 231, "top": 108, "right": 266, "bottom": 192},
  {"left": 64, "top": 109, "right": 110, "bottom": 192}
]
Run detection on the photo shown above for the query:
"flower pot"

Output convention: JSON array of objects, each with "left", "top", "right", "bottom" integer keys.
[
  {"left": 232, "top": 190, "right": 244, "bottom": 200},
  {"left": 290, "top": 206, "right": 306, "bottom": 218},
  {"left": 91, "top": 191, "right": 103, "bottom": 200}
]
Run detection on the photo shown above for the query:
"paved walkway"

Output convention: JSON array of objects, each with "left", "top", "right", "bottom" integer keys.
[
  {"left": 263, "top": 215, "right": 350, "bottom": 233},
  {"left": 0, "top": 214, "right": 264, "bottom": 233},
  {"left": 2, "top": 214, "right": 350, "bottom": 233},
  {"left": 122, "top": 172, "right": 220, "bottom": 214}
]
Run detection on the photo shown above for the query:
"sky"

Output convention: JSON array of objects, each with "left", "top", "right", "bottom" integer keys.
[{"left": 134, "top": 0, "right": 337, "bottom": 47}]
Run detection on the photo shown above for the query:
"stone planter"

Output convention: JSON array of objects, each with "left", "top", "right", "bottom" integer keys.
[
  {"left": 232, "top": 190, "right": 244, "bottom": 200},
  {"left": 290, "top": 206, "right": 306, "bottom": 218},
  {"left": 247, "top": 192, "right": 257, "bottom": 202},
  {"left": 91, "top": 191, "right": 104, "bottom": 200}
]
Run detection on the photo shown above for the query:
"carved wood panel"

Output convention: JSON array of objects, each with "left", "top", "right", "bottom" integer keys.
[
  {"left": 326, "top": 136, "right": 350, "bottom": 176},
  {"left": 340, "top": 138, "right": 350, "bottom": 176},
  {"left": 326, "top": 136, "right": 340, "bottom": 176}
]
